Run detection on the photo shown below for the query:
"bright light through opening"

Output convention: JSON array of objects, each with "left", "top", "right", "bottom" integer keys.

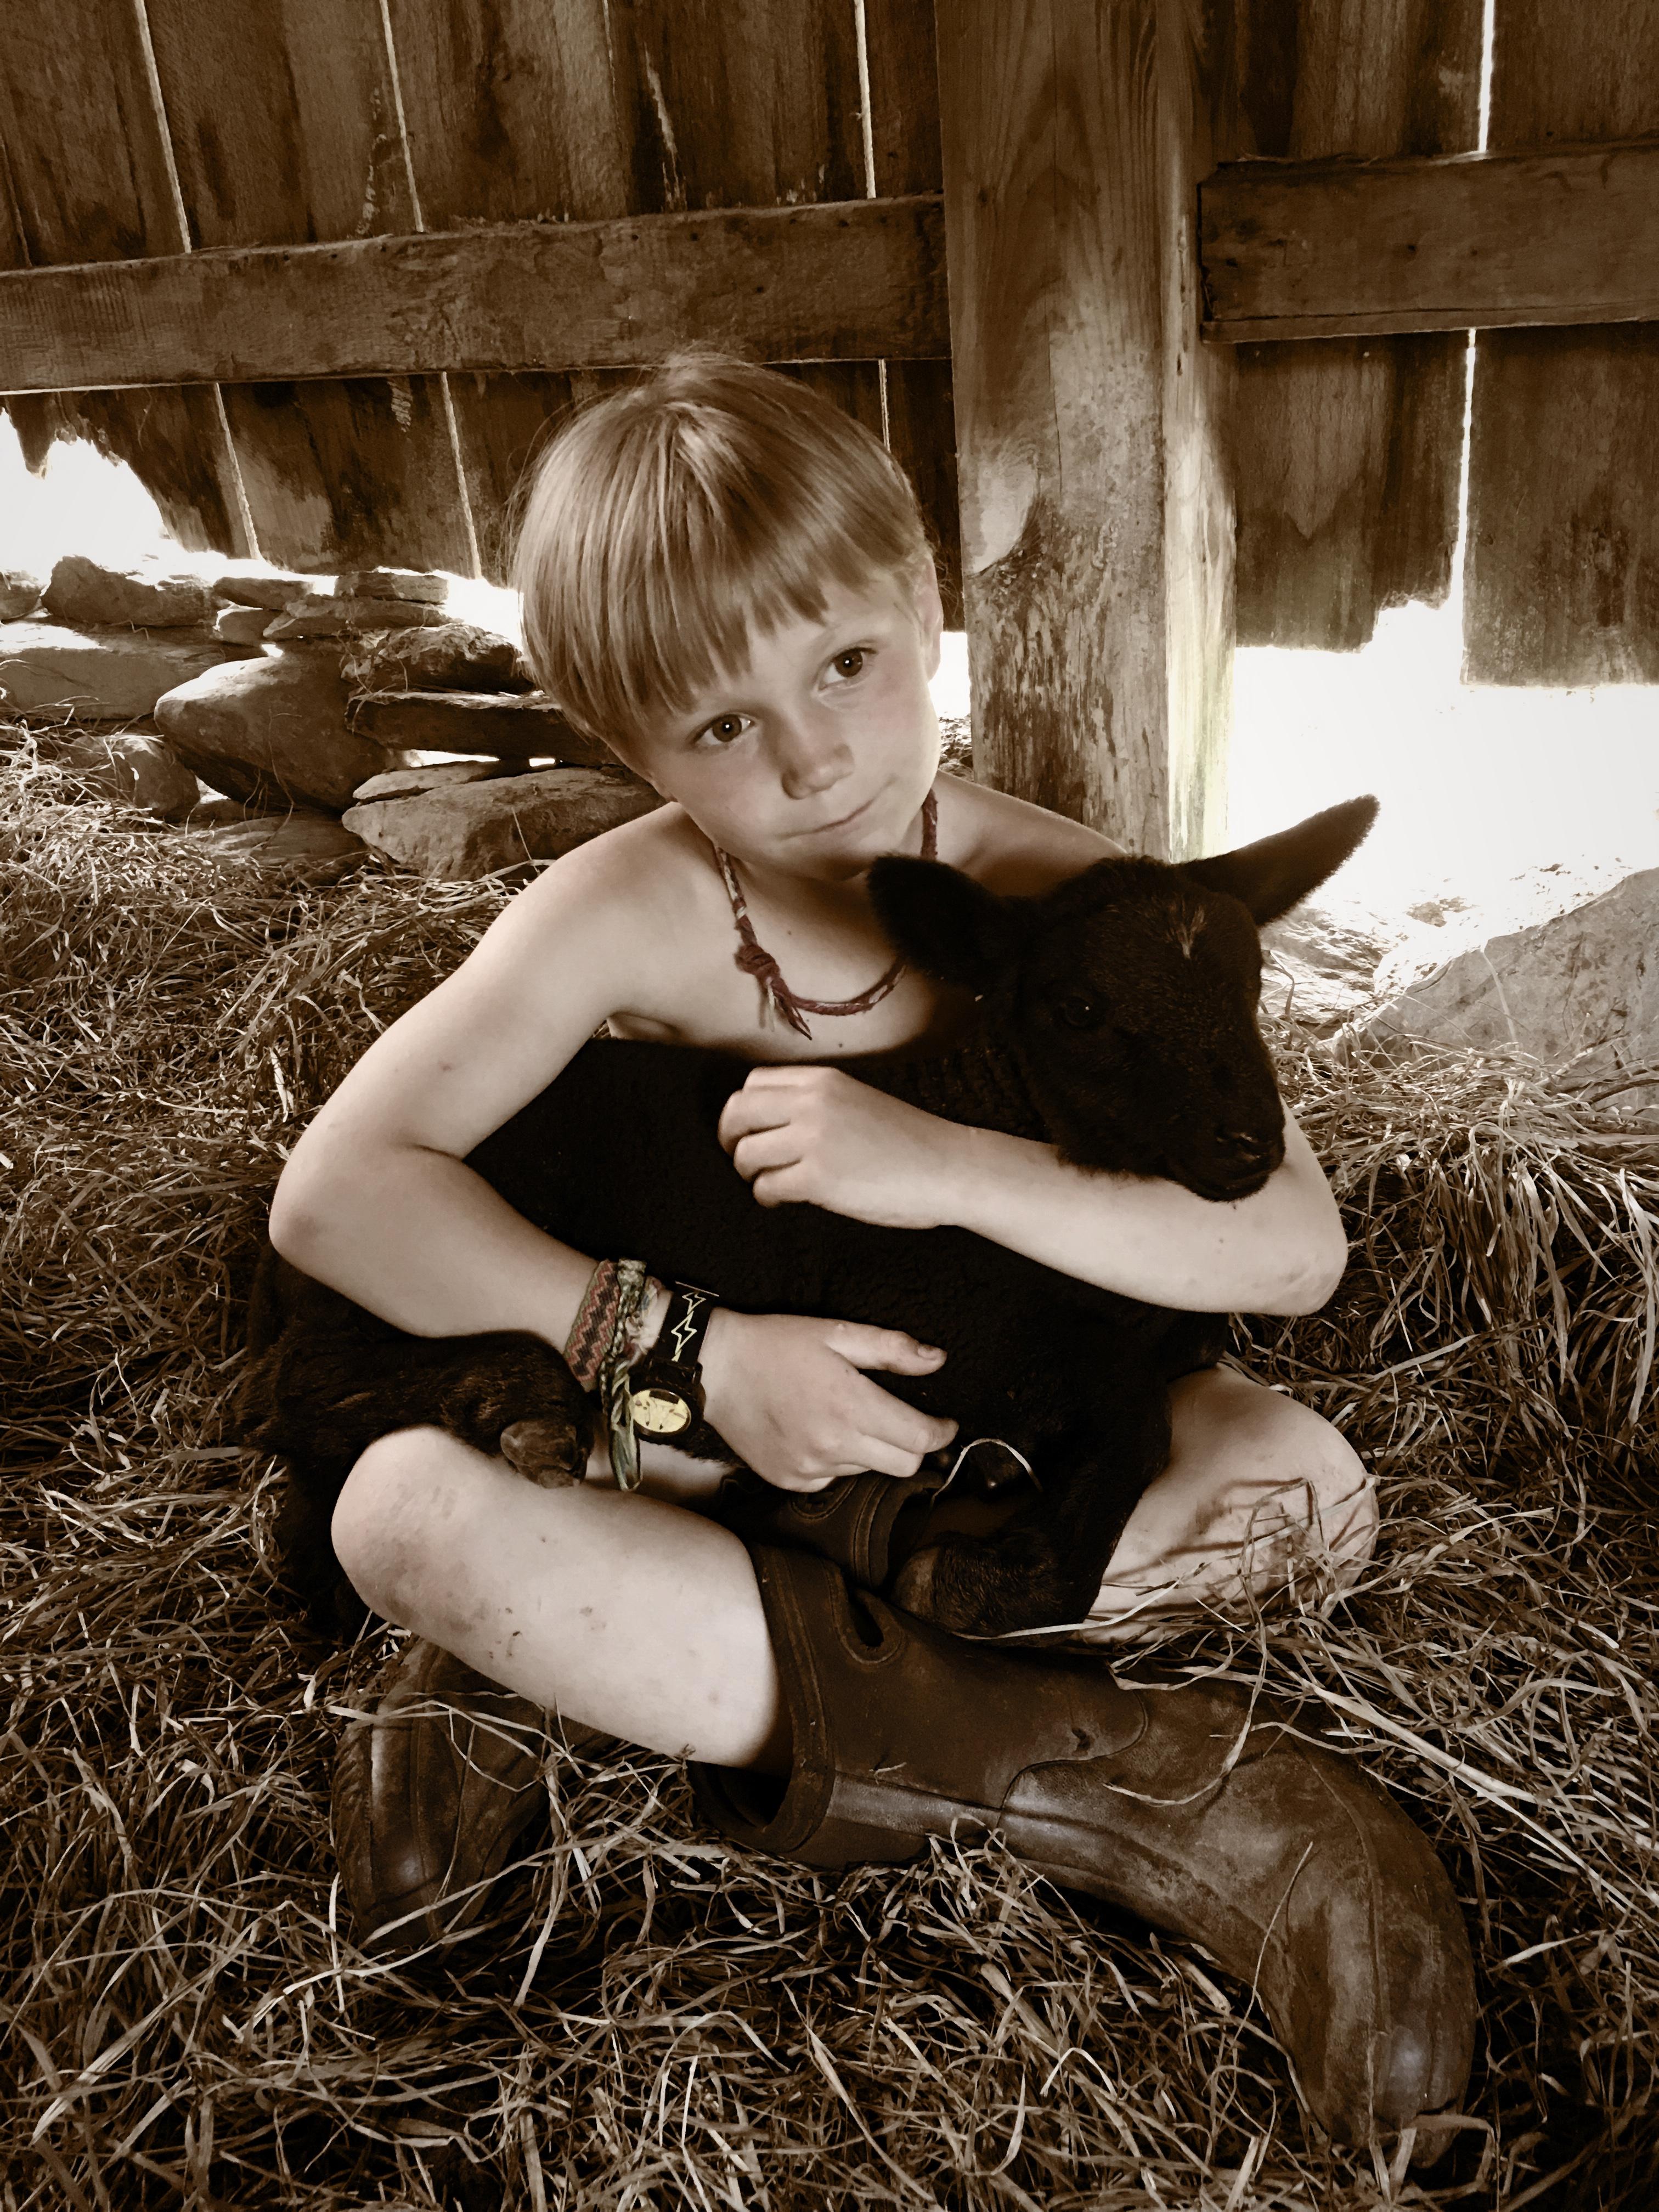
[{"left": 4, "top": 410, "right": 1656, "bottom": 921}]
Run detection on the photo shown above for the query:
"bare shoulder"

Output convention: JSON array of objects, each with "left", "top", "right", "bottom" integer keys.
[
  {"left": 494, "top": 799, "right": 726, "bottom": 1023},
  {"left": 281, "top": 804, "right": 722, "bottom": 1175},
  {"left": 935, "top": 771, "right": 1127, "bottom": 896}
]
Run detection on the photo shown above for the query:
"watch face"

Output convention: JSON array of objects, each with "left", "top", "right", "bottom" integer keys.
[{"left": 630, "top": 1384, "right": 693, "bottom": 1436}]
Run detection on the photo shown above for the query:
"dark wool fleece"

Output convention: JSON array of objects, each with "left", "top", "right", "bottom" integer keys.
[{"left": 464, "top": 1032, "right": 1221, "bottom": 1496}]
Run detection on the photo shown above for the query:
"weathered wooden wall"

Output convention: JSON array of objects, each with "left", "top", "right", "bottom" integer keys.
[
  {"left": 1227, "top": 0, "right": 1483, "bottom": 651},
  {"left": 1464, "top": 0, "right": 1659, "bottom": 682},
  {"left": 0, "top": 0, "right": 958, "bottom": 602}
]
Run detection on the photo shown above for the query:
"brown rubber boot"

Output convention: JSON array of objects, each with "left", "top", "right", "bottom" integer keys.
[
  {"left": 689, "top": 1547, "right": 1476, "bottom": 2147},
  {"left": 331, "top": 1639, "right": 607, "bottom": 1957}
]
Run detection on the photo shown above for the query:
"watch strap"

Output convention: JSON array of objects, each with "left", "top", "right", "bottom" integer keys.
[{"left": 656, "top": 1281, "right": 719, "bottom": 1377}]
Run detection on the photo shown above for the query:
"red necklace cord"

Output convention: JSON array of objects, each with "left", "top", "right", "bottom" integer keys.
[{"left": 713, "top": 786, "right": 939, "bottom": 1040}]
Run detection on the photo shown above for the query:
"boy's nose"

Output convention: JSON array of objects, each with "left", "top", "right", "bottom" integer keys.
[{"left": 774, "top": 716, "right": 854, "bottom": 801}]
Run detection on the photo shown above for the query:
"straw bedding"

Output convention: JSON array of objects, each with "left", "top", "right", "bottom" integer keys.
[{"left": 4, "top": 729, "right": 1657, "bottom": 2210}]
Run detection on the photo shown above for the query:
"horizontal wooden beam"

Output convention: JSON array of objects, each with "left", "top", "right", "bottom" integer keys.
[
  {"left": 0, "top": 196, "right": 949, "bottom": 393},
  {"left": 1201, "top": 138, "right": 1659, "bottom": 342}
]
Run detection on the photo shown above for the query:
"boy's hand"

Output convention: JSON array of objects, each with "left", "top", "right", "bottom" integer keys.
[
  {"left": 718, "top": 1066, "right": 961, "bottom": 1229},
  {"left": 699, "top": 1308, "right": 957, "bottom": 1491}
]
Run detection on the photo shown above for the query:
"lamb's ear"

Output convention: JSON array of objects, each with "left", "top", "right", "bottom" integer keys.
[
  {"left": 867, "top": 856, "right": 1027, "bottom": 993},
  {"left": 1178, "top": 795, "right": 1379, "bottom": 927}
]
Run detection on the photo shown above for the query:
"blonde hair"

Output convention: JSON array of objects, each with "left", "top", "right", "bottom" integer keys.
[{"left": 511, "top": 352, "right": 936, "bottom": 754}]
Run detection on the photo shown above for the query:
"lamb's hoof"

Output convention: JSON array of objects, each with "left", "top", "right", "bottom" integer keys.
[{"left": 500, "top": 1418, "right": 585, "bottom": 1486}]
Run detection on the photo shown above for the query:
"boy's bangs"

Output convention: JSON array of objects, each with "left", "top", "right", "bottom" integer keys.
[{"left": 605, "top": 481, "right": 898, "bottom": 743}]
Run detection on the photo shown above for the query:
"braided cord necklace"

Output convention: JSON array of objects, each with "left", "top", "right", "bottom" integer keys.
[{"left": 712, "top": 785, "right": 939, "bottom": 1040}]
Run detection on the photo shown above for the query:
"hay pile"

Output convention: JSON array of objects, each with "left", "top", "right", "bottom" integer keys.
[{"left": 4, "top": 730, "right": 1657, "bottom": 2210}]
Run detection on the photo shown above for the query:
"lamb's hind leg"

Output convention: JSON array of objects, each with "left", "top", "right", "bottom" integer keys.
[
  {"left": 240, "top": 1317, "right": 594, "bottom": 1488},
  {"left": 892, "top": 1399, "right": 1171, "bottom": 1637},
  {"left": 236, "top": 1257, "right": 596, "bottom": 1528}
]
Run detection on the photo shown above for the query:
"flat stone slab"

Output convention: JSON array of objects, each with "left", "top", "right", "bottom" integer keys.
[
  {"left": 267, "top": 596, "right": 449, "bottom": 640},
  {"left": 0, "top": 619, "right": 229, "bottom": 718},
  {"left": 1366, "top": 865, "right": 1659, "bottom": 1075},
  {"left": 156, "top": 647, "right": 413, "bottom": 812},
  {"left": 344, "top": 766, "right": 661, "bottom": 878},
  {"left": 342, "top": 620, "right": 529, "bottom": 693},
  {"left": 335, "top": 567, "right": 450, "bottom": 604},
  {"left": 43, "top": 556, "right": 217, "bottom": 630},
  {"left": 212, "top": 568, "right": 329, "bottom": 613},
  {"left": 352, "top": 760, "right": 503, "bottom": 802},
  {"left": 185, "top": 812, "right": 368, "bottom": 879},
  {"left": 348, "top": 688, "right": 608, "bottom": 761}
]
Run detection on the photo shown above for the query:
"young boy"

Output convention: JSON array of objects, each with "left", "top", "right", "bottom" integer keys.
[{"left": 269, "top": 356, "right": 1470, "bottom": 2142}]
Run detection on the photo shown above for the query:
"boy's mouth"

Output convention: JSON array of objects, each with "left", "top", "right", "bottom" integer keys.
[{"left": 798, "top": 793, "right": 877, "bottom": 835}]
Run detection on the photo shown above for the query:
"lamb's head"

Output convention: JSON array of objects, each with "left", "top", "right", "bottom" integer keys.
[{"left": 868, "top": 796, "right": 1378, "bottom": 1201}]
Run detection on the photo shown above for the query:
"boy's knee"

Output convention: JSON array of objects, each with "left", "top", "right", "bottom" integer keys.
[
  {"left": 1228, "top": 1385, "right": 1376, "bottom": 1566},
  {"left": 331, "top": 1427, "right": 456, "bottom": 1622},
  {"left": 1290, "top": 1415, "right": 1376, "bottom": 1565}
]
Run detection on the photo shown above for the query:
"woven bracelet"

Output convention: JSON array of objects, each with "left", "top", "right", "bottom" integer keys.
[
  {"left": 597, "top": 1260, "right": 654, "bottom": 1491},
  {"left": 564, "top": 1259, "right": 622, "bottom": 1394}
]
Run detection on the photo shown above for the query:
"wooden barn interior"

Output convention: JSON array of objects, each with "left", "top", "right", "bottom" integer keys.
[
  {"left": 4, "top": 5, "right": 1659, "bottom": 2209},
  {"left": 7, "top": 0, "right": 1655, "bottom": 855}
]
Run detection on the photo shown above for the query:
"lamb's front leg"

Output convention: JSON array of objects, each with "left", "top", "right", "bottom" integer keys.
[{"left": 891, "top": 1395, "right": 1172, "bottom": 1637}]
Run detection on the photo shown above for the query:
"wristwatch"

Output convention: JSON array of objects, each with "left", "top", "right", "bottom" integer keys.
[{"left": 627, "top": 1280, "right": 720, "bottom": 1437}]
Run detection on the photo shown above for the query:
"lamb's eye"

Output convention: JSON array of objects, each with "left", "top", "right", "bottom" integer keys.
[{"left": 1059, "top": 996, "right": 1103, "bottom": 1029}]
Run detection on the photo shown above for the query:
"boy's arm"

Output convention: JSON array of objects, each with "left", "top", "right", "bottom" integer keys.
[
  {"left": 718, "top": 1069, "right": 1348, "bottom": 1316},
  {"left": 268, "top": 836, "right": 644, "bottom": 1345},
  {"left": 944, "top": 1111, "right": 1347, "bottom": 1313}
]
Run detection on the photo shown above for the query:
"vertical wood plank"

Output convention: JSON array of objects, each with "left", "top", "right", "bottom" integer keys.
[
  {"left": 1464, "top": 0, "right": 1659, "bottom": 682},
  {"left": 1160, "top": 0, "right": 1235, "bottom": 862},
  {"left": 383, "top": 0, "right": 637, "bottom": 581},
  {"left": 0, "top": 0, "right": 249, "bottom": 553},
  {"left": 864, "top": 0, "right": 962, "bottom": 626},
  {"left": 1229, "top": 0, "right": 1482, "bottom": 651},
  {"left": 934, "top": 0, "right": 1233, "bottom": 857},
  {"left": 142, "top": 0, "right": 473, "bottom": 573},
  {"left": 387, "top": 0, "right": 884, "bottom": 584},
  {"left": 611, "top": 0, "right": 890, "bottom": 606}
]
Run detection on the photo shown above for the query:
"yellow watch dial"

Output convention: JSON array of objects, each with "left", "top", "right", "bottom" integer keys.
[{"left": 630, "top": 1384, "right": 693, "bottom": 1436}]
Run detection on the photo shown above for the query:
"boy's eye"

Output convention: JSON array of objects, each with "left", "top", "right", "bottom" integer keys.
[
  {"left": 829, "top": 647, "right": 867, "bottom": 680},
  {"left": 699, "top": 714, "right": 749, "bottom": 746}
]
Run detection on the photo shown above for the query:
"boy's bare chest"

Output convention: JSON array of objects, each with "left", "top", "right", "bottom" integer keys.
[{"left": 608, "top": 898, "right": 969, "bottom": 1063}]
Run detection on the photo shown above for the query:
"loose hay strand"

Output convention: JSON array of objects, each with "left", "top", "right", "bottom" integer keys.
[{"left": 4, "top": 729, "right": 1659, "bottom": 2208}]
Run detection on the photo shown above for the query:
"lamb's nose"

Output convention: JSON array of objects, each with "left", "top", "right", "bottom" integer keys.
[{"left": 1217, "top": 1128, "right": 1279, "bottom": 1165}]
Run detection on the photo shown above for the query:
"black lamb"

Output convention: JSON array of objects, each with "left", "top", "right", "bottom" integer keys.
[{"left": 237, "top": 795, "right": 1377, "bottom": 1639}]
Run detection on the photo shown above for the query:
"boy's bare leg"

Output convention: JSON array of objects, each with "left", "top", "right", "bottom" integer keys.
[
  {"left": 1082, "top": 1367, "right": 1377, "bottom": 1635},
  {"left": 331, "top": 1432, "right": 788, "bottom": 1768},
  {"left": 922, "top": 1367, "right": 1376, "bottom": 1636}
]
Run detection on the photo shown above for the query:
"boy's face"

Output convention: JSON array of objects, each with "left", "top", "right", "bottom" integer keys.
[{"left": 619, "top": 563, "right": 945, "bottom": 882}]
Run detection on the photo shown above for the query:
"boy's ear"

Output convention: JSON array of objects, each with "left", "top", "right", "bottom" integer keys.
[
  {"left": 1178, "top": 795, "right": 1379, "bottom": 927},
  {"left": 867, "top": 856, "right": 1026, "bottom": 992}
]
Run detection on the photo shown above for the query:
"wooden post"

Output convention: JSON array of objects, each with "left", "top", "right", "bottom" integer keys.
[{"left": 934, "top": 0, "right": 1233, "bottom": 860}]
